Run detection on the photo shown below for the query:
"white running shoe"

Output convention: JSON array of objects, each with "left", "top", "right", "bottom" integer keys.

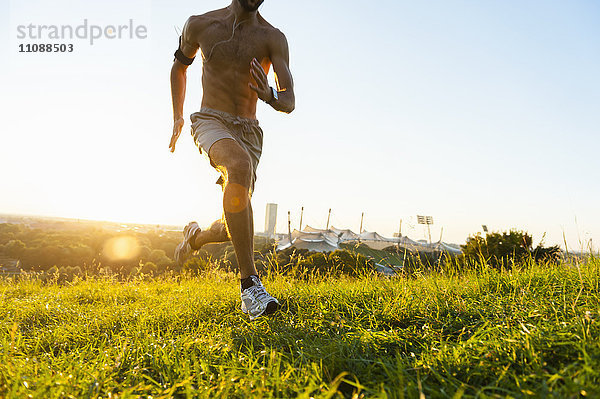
[
  {"left": 174, "top": 222, "right": 201, "bottom": 265},
  {"left": 241, "top": 276, "right": 281, "bottom": 320}
]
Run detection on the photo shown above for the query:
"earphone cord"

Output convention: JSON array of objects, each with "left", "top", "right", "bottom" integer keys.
[{"left": 202, "top": 17, "right": 246, "bottom": 64}]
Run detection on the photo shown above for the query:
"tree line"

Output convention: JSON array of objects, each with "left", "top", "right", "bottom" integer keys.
[{"left": 0, "top": 223, "right": 563, "bottom": 281}]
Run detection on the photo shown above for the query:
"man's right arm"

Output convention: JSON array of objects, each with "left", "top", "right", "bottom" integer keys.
[{"left": 169, "top": 17, "right": 201, "bottom": 153}]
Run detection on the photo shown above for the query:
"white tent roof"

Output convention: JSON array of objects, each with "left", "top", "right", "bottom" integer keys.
[
  {"left": 303, "top": 225, "right": 326, "bottom": 233},
  {"left": 276, "top": 226, "right": 462, "bottom": 254},
  {"left": 276, "top": 228, "right": 339, "bottom": 252},
  {"left": 330, "top": 226, "right": 361, "bottom": 241}
]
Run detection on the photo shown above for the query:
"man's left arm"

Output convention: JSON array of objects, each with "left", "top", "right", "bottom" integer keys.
[{"left": 250, "top": 31, "right": 295, "bottom": 113}]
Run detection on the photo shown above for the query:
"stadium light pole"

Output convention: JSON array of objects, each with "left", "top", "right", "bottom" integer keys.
[
  {"left": 326, "top": 208, "right": 331, "bottom": 230},
  {"left": 417, "top": 215, "right": 434, "bottom": 245},
  {"left": 359, "top": 212, "right": 364, "bottom": 233},
  {"left": 288, "top": 211, "right": 292, "bottom": 246},
  {"left": 396, "top": 219, "right": 403, "bottom": 252},
  {"left": 299, "top": 206, "right": 304, "bottom": 231}
]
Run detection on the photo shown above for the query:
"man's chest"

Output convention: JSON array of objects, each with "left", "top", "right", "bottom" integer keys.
[{"left": 199, "top": 23, "right": 270, "bottom": 66}]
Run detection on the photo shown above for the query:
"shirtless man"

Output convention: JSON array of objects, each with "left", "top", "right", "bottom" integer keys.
[{"left": 169, "top": 0, "right": 295, "bottom": 320}]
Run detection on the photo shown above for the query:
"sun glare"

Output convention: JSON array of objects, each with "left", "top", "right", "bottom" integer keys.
[{"left": 103, "top": 236, "right": 140, "bottom": 261}]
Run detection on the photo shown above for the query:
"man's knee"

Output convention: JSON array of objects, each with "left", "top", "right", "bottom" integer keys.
[{"left": 226, "top": 157, "right": 252, "bottom": 187}]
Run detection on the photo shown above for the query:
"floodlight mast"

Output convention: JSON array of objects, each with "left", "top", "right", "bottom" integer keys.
[
  {"left": 299, "top": 206, "right": 304, "bottom": 230},
  {"left": 360, "top": 212, "right": 364, "bottom": 233},
  {"left": 396, "top": 219, "right": 402, "bottom": 251},
  {"left": 326, "top": 208, "right": 331, "bottom": 230},
  {"left": 417, "top": 215, "right": 434, "bottom": 244},
  {"left": 288, "top": 211, "right": 292, "bottom": 245}
]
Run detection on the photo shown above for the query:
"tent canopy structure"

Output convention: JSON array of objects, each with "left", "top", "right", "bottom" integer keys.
[
  {"left": 276, "top": 225, "right": 462, "bottom": 255},
  {"left": 277, "top": 228, "right": 339, "bottom": 252}
]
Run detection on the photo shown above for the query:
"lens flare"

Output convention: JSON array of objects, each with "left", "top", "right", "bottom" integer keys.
[
  {"left": 103, "top": 236, "right": 140, "bottom": 261},
  {"left": 224, "top": 182, "right": 249, "bottom": 213}
]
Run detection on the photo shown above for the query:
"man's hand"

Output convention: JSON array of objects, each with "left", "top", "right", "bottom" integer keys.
[
  {"left": 169, "top": 117, "right": 185, "bottom": 153},
  {"left": 249, "top": 58, "right": 272, "bottom": 102}
]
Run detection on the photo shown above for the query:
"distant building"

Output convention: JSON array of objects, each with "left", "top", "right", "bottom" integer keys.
[{"left": 264, "top": 203, "right": 278, "bottom": 238}]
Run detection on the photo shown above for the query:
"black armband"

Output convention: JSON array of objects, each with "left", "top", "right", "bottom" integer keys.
[{"left": 174, "top": 36, "right": 195, "bottom": 66}]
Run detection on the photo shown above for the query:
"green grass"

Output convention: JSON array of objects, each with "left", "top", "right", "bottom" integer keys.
[{"left": 1, "top": 259, "right": 599, "bottom": 398}]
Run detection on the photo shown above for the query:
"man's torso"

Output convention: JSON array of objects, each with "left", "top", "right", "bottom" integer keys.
[{"left": 189, "top": 8, "right": 279, "bottom": 119}]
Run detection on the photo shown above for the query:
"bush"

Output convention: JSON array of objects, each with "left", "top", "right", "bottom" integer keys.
[
  {"left": 182, "top": 257, "right": 212, "bottom": 275},
  {"left": 298, "top": 252, "right": 330, "bottom": 274},
  {"left": 138, "top": 245, "right": 152, "bottom": 261},
  {"left": 149, "top": 249, "right": 173, "bottom": 271},
  {"left": 329, "top": 250, "right": 374, "bottom": 276},
  {"left": 532, "top": 244, "right": 561, "bottom": 263},
  {"left": 461, "top": 230, "right": 561, "bottom": 269},
  {"left": 5, "top": 239, "right": 26, "bottom": 258},
  {"left": 139, "top": 261, "right": 158, "bottom": 275}
]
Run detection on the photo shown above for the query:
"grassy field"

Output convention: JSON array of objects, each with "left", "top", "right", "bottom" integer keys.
[{"left": 1, "top": 259, "right": 599, "bottom": 398}]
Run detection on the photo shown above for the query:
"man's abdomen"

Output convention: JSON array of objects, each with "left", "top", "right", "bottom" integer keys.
[{"left": 200, "top": 66, "right": 259, "bottom": 120}]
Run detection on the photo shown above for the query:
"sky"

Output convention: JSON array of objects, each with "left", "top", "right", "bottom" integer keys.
[{"left": 0, "top": 0, "right": 598, "bottom": 251}]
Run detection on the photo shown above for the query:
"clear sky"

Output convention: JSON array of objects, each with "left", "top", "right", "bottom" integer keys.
[{"left": 1, "top": 0, "right": 598, "bottom": 251}]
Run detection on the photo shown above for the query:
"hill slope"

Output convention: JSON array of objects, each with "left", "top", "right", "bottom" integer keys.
[{"left": 1, "top": 260, "right": 599, "bottom": 397}]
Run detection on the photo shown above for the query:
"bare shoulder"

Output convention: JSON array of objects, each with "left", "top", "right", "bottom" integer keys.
[
  {"left": 183, "top": 8, "right": 229, "bottom": 37},
  {"left": 257, "top": 15, "right": 288, "bottom": 50},
  {"left": 197, "top": 7, "right": 230, "bottom": 23}
]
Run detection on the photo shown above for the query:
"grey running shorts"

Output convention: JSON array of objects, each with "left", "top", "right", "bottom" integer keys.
[{"left": 190, "top": 107, "right": 264, "bottom": 193}]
